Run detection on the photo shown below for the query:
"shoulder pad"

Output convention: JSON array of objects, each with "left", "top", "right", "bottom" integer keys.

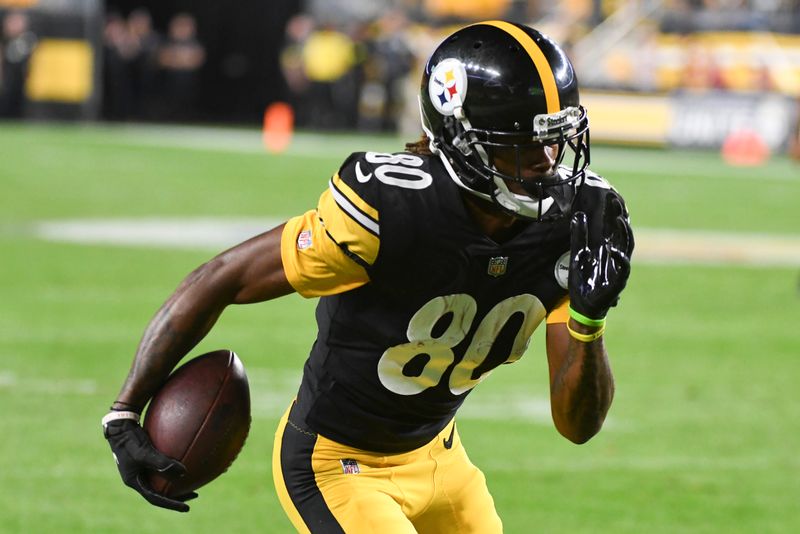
[
  {"left": 337, "top": 152, "right": 381, "bottom": 210},
  {"left": 331, "top": 151, "right": 445, "bottom": 268},
  {"left": 582, "top": 168, "right": 611, "bottom": 189},
  {"left": 578, "top": 169, "right": 628, "bottom": 214},
  {"left": 338, "top": 151, "right": 436, "bottom": 195}
]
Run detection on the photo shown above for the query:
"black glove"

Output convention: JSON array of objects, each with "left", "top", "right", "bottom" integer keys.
[
  {"left": 103, "top": 415, "right": 197, "bottom": 512},
  {"left": 568, "top": 195, "right": 633, "bottom": 321}
]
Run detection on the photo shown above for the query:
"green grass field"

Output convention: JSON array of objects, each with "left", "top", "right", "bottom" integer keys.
[{"left": 1, "top": 122, "right": 798, "bottom": 533}]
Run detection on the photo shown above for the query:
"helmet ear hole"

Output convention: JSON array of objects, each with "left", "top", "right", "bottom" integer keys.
[{"left": 473, "top": 41, "right": 482, "bottom": 49}]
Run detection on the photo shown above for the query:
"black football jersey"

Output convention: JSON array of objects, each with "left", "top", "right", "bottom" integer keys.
[{"left": 285, "top": 150, "right": 626, "bottom": 453}]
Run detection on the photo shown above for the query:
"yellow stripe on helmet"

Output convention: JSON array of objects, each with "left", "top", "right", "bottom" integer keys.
[{"left": 477, "top": 20, "right": 560, "bottom": 113}]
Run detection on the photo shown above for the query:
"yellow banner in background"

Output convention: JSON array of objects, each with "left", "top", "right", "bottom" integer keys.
[
  {"left": 582, "top": 91, "right": 671, "bottom": 146},
  {"left": 25, "top": 38, "right": 93, "bottom": 103},
  {"left": 582, "top": 89, "right": 797, "bottom": 150},
  {"left": 0, "top": 0, "right": 38, "bottom": 6}
]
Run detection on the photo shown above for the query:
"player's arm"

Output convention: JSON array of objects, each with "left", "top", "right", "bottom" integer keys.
[
  {"left": 103, "top": 224, "right": 295, "bottom": 512},
  {"left": 545, "top": 310, "right": 614, "bottom": 444},
  {"left": 105, "top": 198, "right": 372, "bottom": 511},
  {"left": 545, "top": 195, "right": 633, "bottom": 444},
  {"left": 114, "top": 223, "right": 294, "bottom": 413}
]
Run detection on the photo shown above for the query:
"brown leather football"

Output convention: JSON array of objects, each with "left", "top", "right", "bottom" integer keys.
[{"left": 143, "top": 349, "right": 251, "bottom": 497}]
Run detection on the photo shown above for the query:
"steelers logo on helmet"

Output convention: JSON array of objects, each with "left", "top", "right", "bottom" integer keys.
[{"left": 428, "top": 58, "right": 468, "bottom": 116}]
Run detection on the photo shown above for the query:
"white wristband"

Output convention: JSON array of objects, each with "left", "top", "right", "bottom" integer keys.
[{"left": 101, "top": 411, "right": 140, "bottom": 428}]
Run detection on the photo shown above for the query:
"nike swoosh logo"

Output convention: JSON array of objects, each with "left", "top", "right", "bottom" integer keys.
[
  {"left": 443, "top": 422, "right": 456, "bottom": 449},
  {"left": 355, "top": 162, "right": 372, "bottom": 183}
]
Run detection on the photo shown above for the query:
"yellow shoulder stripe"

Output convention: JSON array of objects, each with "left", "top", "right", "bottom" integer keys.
[
  {"left": 478, "top": 20, "right": 560, "bottom": 114},
  {"left": 318, "top": 189, "right": 380, "bottom": 265},
  {"left": 331, "top": 173, "right": 379, "bottom": 226}
]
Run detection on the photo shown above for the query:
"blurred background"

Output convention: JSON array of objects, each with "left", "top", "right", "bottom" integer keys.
[{"left": 1, "top": 0, "right": 799, "bottom": 156}]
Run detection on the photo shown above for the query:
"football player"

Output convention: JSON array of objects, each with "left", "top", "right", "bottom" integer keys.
[{"left": 103, "top": 21, "right": 634, "bottom": 533}]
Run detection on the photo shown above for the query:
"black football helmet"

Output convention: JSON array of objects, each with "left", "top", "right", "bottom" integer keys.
[{"left": 419, "top": 21, "right": 590, "bottom": 221}]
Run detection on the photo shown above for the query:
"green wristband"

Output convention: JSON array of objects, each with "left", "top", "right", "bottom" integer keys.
[{"left": 569, "top": 306, "right": 607, "bottom": 327}]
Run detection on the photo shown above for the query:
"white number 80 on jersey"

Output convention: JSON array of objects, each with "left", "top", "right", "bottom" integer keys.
[{"left": 377, "top": 293, "right": 546, "bottom": 395}]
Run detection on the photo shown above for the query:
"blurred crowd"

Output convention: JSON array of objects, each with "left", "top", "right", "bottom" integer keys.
[
  {"left": 102, "top": 9, "right": 205, "bottom": 121},
  {"left": 661, "top": 0, "right": 800, "bottom": 34},
  {"left": 279, "top": 0, "right": 800, "bottom": 133},
  {"left": 281, "top": 10, "right": 415, "bottom": 132},
  {"left": 0, "top": 10, "right": 36, "bottom": 118}
]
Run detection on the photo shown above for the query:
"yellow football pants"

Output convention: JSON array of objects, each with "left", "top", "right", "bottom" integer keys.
[{"left": 273, "top": 402, "right": 503, "bottom": 533}]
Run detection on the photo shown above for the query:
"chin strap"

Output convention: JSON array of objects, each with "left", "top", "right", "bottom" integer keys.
[
  {"left": 491, "top": 177, "right": 555, "bottom": 219},
  {"left": 452, "top": 99, "right": 492, "bottom": 165}
]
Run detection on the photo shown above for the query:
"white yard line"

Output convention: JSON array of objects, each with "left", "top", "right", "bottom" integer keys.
[
  {"left": 30, "top": 218, "right": 800, "bottom": 267},
  {"left": 634, "top": 228, "right": 800, "bottom": 267},
  {"left": 33, "top": 217, "right": 283, "bottom": 249},
  {"left": 0, "top": 371, "right": 97, "bottom": 395}
]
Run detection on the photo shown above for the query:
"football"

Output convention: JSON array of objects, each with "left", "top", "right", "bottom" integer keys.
[{"left": 143, "top": 349, "right": 251, "bottom": 497}]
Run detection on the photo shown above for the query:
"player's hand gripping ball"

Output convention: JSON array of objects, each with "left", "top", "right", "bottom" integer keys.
[
  {"left": 103, "top": 415, "right": 197, "bottom": 512},
  {"left": 103, "top": 352, "right": 251, "bottom": 512},
  {"left": 143, "top": 350, "right": 251, "bottom": 498}
]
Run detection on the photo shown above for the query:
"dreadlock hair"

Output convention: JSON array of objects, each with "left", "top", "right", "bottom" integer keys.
[{"left": 404, "top": 134, "right": 434, "bottom": 156}]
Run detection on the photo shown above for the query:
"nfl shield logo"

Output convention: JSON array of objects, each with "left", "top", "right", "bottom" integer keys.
[
  {"left": 340, "top": 459, "right": 360, "bottom": 475},
  {"left": 297, "top": 230, "right": 313, "bottom": 250},
  {"left": 487, "top": 256, "right": 508, "bottom": 277}
]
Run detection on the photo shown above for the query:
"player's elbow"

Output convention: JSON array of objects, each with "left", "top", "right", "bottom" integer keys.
[
  {"left": 552, "top": 413, "right": 605, "bottom": 444},
  {"left": 557, "top": 424, "right": 601, "bottom": 444},
  {"left": 550, "top": 380, "right": 614, "bottom": 444}
]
